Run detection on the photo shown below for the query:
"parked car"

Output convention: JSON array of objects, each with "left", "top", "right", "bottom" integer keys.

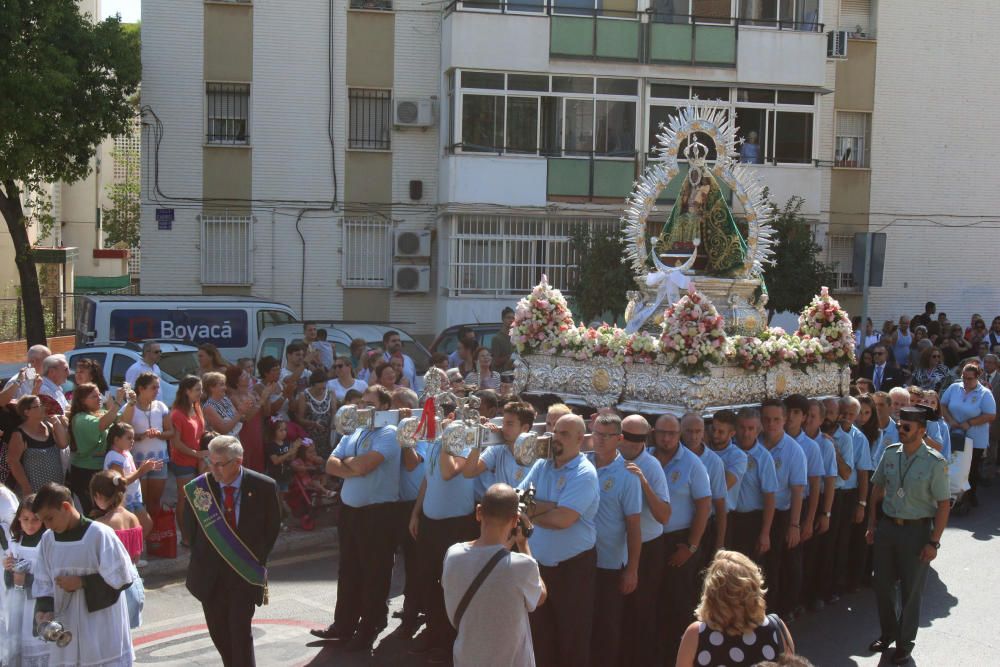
[
  {"left": 65, "top": 341, "right": 201, "bottom": 406},
  {"left": 74, "top": 295, "right": 299, "bottom": 364},
  {"left": 429, "top": 323, "right": 503, "bottom": 359},
  {"left": 254, "top": 322, "right": 431, "bottom": 387}
]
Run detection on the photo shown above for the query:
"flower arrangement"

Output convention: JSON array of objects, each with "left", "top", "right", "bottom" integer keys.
[
  {"left": 796, "top": 286, "right": 856, "bottom": 365},
  {"left": 658, "top": 289, "right": 729, "bottom": 375},
  {"left": 512, "top": 274, "right": 575, "bottom": 356},
  {"left": 556, "top": 323, "right": 631, "bottom": 363},
  {"left": 624, "top": 331, "right": 660, "bottom": 365}
]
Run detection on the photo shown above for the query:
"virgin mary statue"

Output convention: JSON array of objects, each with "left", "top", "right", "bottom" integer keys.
[{"left": 656, "top": 142, "right": 748, "bottom": 278}]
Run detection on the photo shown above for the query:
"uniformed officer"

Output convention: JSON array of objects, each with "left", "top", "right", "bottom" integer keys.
[
  {"left": 586, "top": 413, "right": 642, "bottom": 666},
  {"left": 866, "top": 406, "right": 950, "bottom": 665},
  {"left": 408, "top": 409, "right": 478, "bottom": 661},
  {"left": 680, "top": 412, "right": 728, "bottom": 558},
  {"left": 316, "top": 385, "right": 400, "bottom": 651},
  {"left": 463, "top": 401, "right": 536, "bottom": 487},
  {"left": 729, "top": 409, "right": 778, "bottom": 561},
  {"left": 618, "top": 414, "right": 671, "bottom": 667},
  {"left": 783, "top": 394, "right": 824, "bottom": 619},
  {"left": 706, "top": 409, "right": 748, "bottom": 535},
  {"left": 801, "top": 398, "right": 838, "bottom": 610},
  {"left": 758, "top": 399, "right": 807, "bottom": 617},
  {"left": 651, "top": 413, "right": 711, "bottom": 663},
  {"left": 519, "top": 413, "right": 600, "bottom": 667}
]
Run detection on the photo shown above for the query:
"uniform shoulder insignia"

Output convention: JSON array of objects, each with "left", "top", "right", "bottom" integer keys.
[
  {"left": 926, "top": 446, "right": 946, "bottom": 462},
  {"left": 886, "top": 443, "right": 903, "bottom": 451}
]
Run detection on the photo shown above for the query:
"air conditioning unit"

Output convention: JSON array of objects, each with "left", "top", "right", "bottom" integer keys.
[
  {"left": 394, "top": 264, "right": 431, "bottom": 293},
  {"left": 395, "top": 229, "right": 431, "bottom": 258},
  {"left": 827, "top": 30, "right": 848, "bottom": 58},
  {"left": 394, "top": 98, "right": 435, "bottom": 127}
]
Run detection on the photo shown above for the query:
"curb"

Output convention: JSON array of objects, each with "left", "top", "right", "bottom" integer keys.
[{"left": 141, "top": 525, "right": 339, "bottom": 581}]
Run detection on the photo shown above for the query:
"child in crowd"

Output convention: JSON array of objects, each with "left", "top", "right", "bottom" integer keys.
[
  {"left": 90, "top": 471, "right": 145, "bottom": 629},
  {"left": 265, "top": 418, "right": 301, "bottom": 524},
  {"left": 103, "top": 422, "right": 163, "bottom": 536},
  {"left": 291, "top": 440, "right": 336, "bottom": 498},
  {"left": 342, "top": 389, "right": 364, "bottom": 406},
  {"left": 3, "top": 493, "right": 50, "bottom": 667},
  {"left": 30, "top": 482, "right": 135, "bottom": 666}
]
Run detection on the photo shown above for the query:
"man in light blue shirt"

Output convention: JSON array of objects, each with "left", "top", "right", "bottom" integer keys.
[
  {"left": 463, "top": 401, "right": 536, "bottom": 487},
  {"left": 322, "top": 385, "right": 400, "bottom": 649},
  {"left": 817, "top": 395, "right": 857, "bottom": 605},
  {"left": 707, "top": 409, "right": 748, "bottom": 515},
  {"left": 519, "top": 413, "right": 599, "bottom": 667},
  {"left": 618, "top": 414, "right": 671, "bottom": 667},
  {"left": 802, "top": 398, "right": 839, "bottom": 610},
  {"left": 730, "top": 409, "right": 778, "bottom": 562},
  {"left": 651, "top": 413, "right": 711, "bottom": 664},
  {"left": 759, "top": 399, "right": 807, "bottom": 617},
  {"left": 409, "top": 422, "right": 477, "bottom": 660},
  {"left": 840, "top": 396, "right": 874, "bottom": 593},
  {"left": 586, "top": 413, "right": 642, "bottom": 666},
  {"left": 784, "top": 394, "right": 824, "bottom": 618},
  {"left": 681, "top": 412, "right": 727, "bottom": 557},
  {"left": 393, "top": 391, "right": 426, "bottom": 631}
]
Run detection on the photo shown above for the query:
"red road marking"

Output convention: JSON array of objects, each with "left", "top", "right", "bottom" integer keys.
[{"left": 134, "top": 618, "right": 316, "bottom": 646}]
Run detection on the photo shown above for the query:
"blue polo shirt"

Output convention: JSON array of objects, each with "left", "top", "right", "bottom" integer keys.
[
  {"left": 423, "top": 440, "right": 476, "bottom": 520},
  {"left": 926, "top": 418, "right": 951, "bottom": 462},
  {"left": 872, "top": 420, "right": 899, "bottom": 471},
  {"left": 842, "top": 425, "right": 873, "bottom": 490},
  {"left": 735, "top": 443, "right": 778, "bottom": 512},
  {"left": 656, "top": 446, "right": 711, "bottom": 533},
  {"left": 941, "top": 381, "right": 997, "bottom": 450},
  {"left": 808, "top": 430, "right": 838, "bottom": 479},
  {"left": 711, "top": 443, "right": 748, "bottom": 512},
  {"left": 481, "top": 444, "right": 533, "bottom": 487},
  {"left": 831, "top": 427, "right": 856, "bottom": 489},
  {"left": 622, "top": 449, "right": 669, "bottom": 542},
  {"left": 586, "top": 453, "right": 643, "bottom": 570},
  {"left": 519, "top": 453, "right": 599, "bottom": 567},
  {"left": 332, "top": 426, "right": 400, "bottom": 507},
  {"left": 689, "top": 444, "right": 727, "bottom": 514},
  {"left": 790, "top": 430, "right": 824, "bottom": 498},
  {"left": 399, "top": 440, "right": 428, "bottom": 502},
  {"left": 760, "top": 434, "right": 807, "bottom": 511}
]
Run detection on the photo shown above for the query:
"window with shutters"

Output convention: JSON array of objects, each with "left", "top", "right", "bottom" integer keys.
[
  {"left": 835, "top": 112, "right": 871, "bottom": 168},
  {"left": 826, "top": 234, "right": 856, "bottom": 291}
]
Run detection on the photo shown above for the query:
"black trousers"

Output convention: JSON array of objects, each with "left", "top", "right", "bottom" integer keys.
[
  {"left": 620, "top": 535, "right": 665, "bottom": 666},
  {"left": 531, "top": 548, "right": 596, "bottom": 667},
  {"left": 969, "top": 448, "right": 985, "bottom": 501},
  {"left": 801, "top": 494, "right": 834, "bottom": 605},
  {"left": 832, "top": 487, "right": 858, "bottom": 594},
  {"left": 333, "top": 502, "right": 397, "bottom": 637},
  {"left": 202, "top": 576, "right": 257, "bottom": 667},
  {"left": 417, "top": 512, "right": 478, "bottom": 649},
  {"left": 68, "top": 465, "right": 98, "bottom": 516},
  {"left": 659, "top": 528, "right": 700, "bottom": 665},
  {"left": 764, "top": 509, "right": 790, "bottom": 614},
  {"left": 817, "top": 490, "right": 845, "bottom": 600},
  {"left": 848, "top": 487, "right": 873, "bottom": 590},
  {"left": 777, "top": 515, "right": 803, "bottom": 615},
  {"left": 729, "top": 510, "right": 764, "bottom": 563},
  {"left": 591, "top": 567, "right": 625, "bottom": 666},
  {"left": 394, "top": 500, "right": 422, "bottom": 620}
]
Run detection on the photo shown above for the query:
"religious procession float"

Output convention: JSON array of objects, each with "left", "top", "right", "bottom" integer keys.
[{"left": 509, "top": 102, "right": 855, "bottom": 415}]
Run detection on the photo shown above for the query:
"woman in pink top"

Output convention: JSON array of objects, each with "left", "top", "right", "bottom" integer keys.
[{"left": 90, "top": 470, "right": 146, "bottom": 628}]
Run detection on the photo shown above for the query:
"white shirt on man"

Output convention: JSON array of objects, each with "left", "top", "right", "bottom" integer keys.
[
  {"left": 40, "top": 376, "right": 70, "bottom": 412},
  {"left": 125, "top": 360, "right": 163, "bottom": 400}
]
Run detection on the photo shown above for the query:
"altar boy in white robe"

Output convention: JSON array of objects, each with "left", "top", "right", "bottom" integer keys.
[{"left": 31, "top": 482, "right": 135, "bottom": 667}]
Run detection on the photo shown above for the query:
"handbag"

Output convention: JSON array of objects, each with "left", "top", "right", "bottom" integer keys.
[
  {"left": 767, "top": 613, "right": 794, "bottom": 656},
  {"left": 147, "top": 507, "right": 178, "bottom": 559},
  {"left": 949, "top": 427, "right": 967, "bottom": 452},
  {"left": 450, "top": 548, "right": 508, "bottom": 630}
]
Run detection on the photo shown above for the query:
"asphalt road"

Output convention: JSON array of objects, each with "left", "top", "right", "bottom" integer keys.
[{"left": 137, "top": 482, "right": 1000, "bottom": 666}]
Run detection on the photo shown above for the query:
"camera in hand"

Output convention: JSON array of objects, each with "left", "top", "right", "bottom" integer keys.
[
  {"left": 38, "top": 620, "right": 73, "bottom": 647},
  {"left": 513, "top": 484, "right": 536, "bottom": 539},
  {"left": 500, "top": 371, "right": 515, "bottom": 384}
]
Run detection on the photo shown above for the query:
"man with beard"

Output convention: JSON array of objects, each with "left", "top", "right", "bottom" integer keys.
[
  {"left": 518, "top": 414, "right": 599, "bottom": 667},
  {"left": 651, "top": 414, "right": 710, "bottom": 663},
  {"left": 617, "top": 415, "right": 671, "bottom": 666},
  {"left": 706, "top": 410, "right": 748, "bottom": 545}
]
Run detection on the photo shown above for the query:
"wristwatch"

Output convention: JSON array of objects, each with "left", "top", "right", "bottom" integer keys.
[
  {"left": 686, "top": 543, "right": 699, "bottom": 553},
  {"left": 822, "top": 511, "right": 832, "bottom": 518},
  {"left": 858, "top": 500, "right": 867, "bottom": 507},
  {"left": 928, "top": 540, "right": 941, "bottom": 549}
]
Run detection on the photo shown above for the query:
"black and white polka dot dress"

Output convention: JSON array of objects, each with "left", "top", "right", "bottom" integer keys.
[{"left": 694, "top": 616, "right": 784, "bottom": 666}]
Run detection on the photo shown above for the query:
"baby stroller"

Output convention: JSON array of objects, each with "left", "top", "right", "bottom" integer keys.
[{"left": 284, "top": 472, "right": 338, "bottom": 530}]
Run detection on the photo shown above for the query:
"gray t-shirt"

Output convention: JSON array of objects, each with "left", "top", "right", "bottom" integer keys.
[{"left": 442, "top": 542, "right": 543, "bottom": 667}]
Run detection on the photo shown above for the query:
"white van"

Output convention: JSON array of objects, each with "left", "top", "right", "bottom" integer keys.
[{"left": 75, "top": 296, "right": 299, "bottom": 363}]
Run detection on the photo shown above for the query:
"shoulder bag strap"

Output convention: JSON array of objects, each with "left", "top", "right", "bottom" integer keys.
[
  {"left": 767, "top": 613, "right": 794, "bottom": 655},
  {"left": 451, "top": 548, "right": 508, "bottom": 630}
]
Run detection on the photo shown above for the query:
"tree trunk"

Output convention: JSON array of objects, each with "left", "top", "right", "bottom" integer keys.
[{"left": 0, "top": 180, "right": 48, "bottom": 346}]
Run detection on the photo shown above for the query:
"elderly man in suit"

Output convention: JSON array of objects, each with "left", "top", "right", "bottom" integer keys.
[
  {"left": 185, "top": 435, "right": 281, "bottom": 667},
  {"left": 863, "top": 344, "right": 904, "bottom": 393}
]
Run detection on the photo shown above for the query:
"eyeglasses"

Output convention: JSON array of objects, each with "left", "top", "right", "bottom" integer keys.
[
  {"left": 208, "top": 458, "right": 237, "bottom": 469},
  {"left": 898, "top": 423, "right": 917, "bottom": 432}
]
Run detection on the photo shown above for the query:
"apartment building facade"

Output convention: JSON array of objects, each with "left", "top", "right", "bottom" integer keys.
[{"left": 142, "top": 0, "right": 993, "bottom": 334}]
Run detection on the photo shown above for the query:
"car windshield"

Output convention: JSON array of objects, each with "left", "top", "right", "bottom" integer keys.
[{"left": 158, "top": 351, "right": 200, "bottom": 382}]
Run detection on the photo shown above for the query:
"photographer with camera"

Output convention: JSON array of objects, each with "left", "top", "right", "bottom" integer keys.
[{"left": 443, "top": 483, "right": 546, "bottom": 666}]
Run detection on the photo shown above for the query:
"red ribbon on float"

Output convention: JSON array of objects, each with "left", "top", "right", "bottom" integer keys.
[{"left": 416, "top": 396, "right": 437, "bottom": 440}]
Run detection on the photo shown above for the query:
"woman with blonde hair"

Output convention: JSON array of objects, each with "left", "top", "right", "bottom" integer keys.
[{"left": 676, "top": 550, "right": 793, "bottom": 666}]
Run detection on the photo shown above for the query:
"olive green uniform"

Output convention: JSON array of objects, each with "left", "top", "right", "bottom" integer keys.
[{"left": 871, "top": 442, "right": 949, "bottom": 653}]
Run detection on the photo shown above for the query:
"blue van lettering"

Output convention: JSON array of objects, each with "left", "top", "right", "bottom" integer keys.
[{"left": 113, "top": 309, "right": 249, "bottom": 349}]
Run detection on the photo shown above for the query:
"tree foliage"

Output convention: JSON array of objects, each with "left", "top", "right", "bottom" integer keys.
[
  {"left": 102, "top": 141, "right": 141, "bottom": 249},
  {"left": 0, "top": 2, "right": 140, "bottom": 344},
  {"left": 761, "top": 196, "right": 837, "bottom": 318},
  {"left": 566, "top": 226, "right": 636, "bottom": 324}
]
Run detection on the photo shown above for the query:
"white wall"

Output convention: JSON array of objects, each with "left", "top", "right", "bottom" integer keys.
[
  {"left": 737, "top": 28, "right": 827, "bottom": 87},
  {"left": 443, "top": 13, "right": 550, "bottom": 73},
  {"left": 440, "top": 156, "right": 548, "bottom": 207},
  {"left": 755, "top": 165, "right": 823, "bottom": 216},
  {"left": 866, "top": 0, "right": 1000, "bottom": 326}
]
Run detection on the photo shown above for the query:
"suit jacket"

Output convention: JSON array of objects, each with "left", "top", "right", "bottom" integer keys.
[
  {"left": 185, "top": 468, "right": 281, "bottom": 606},
  {"left": 862, "top": 364, "right": 904, "bottom": 392}
]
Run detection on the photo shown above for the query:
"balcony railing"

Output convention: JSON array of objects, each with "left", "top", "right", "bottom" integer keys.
[
  {"left": 547, "top": 152, "right": 638, "bottom": 200},
  {"left": 444, "top": 3, "right": 824, "bottom": 67}
]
